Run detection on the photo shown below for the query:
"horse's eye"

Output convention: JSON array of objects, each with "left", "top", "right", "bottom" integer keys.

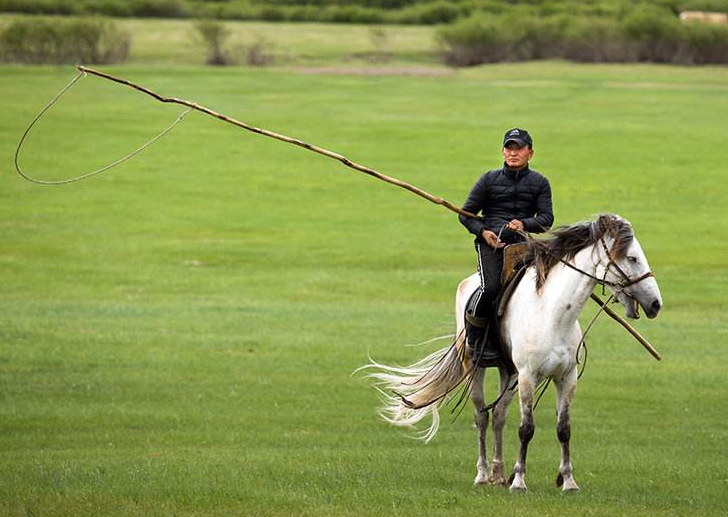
[{"left": 627, "top": 256, "right": 638, "bottom": 263}]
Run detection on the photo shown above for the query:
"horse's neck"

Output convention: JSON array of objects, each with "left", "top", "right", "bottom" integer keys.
[{"left": 540, "top": 244, "right": 603, "bottom": 328}]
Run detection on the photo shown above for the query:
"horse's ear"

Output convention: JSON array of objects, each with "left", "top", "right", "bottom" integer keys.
[
  {"left": 596, "top": 213, "right": 618, "bottom": 237},
  {"left": 597, "top": 213, "right": 612, "bottom": 228},
  {"left": 591, "top": 214, "right": 607, "bottom": 240}
]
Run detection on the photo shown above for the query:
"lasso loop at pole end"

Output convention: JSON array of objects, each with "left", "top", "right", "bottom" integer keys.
[{"left": 15, "top": 69, "right": 191, "bottom": 186}]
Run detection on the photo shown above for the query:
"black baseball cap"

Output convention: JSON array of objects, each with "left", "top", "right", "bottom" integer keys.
[{"left": 503, "top": 128, "right": 533, "bottom": 148}]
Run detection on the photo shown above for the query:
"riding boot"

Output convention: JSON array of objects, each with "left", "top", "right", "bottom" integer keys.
[{"left": 465, "top": 310, "right": 500, "bottom": 366}]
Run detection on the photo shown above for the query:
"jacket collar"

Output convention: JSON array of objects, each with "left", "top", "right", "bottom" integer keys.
[{"left": 502, "top": 162, "right": 530, "bottom": 179}]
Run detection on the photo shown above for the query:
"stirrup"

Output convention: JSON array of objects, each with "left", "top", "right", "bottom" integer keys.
[
  {"left": 471, "top": 343, "right": 501, "bottom": 367},
  {"left": 466, "top": 323, "right": 499, "bottom": 367}
]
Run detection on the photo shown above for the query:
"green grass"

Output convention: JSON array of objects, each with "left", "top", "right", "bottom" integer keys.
[{"left": 2, "top": 47, "right": 728, "bottom": 516}]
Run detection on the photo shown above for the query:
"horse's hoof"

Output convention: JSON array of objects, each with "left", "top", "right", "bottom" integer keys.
[
  {"left": 562, "top": 481, "right": 580, "bottom": 493},
  {"left": 489, "top": 462, "right": 506, "bottom": 486},
  {"left": 509, "top": 484, "right": 527, "bottom": 493},
  {"left": 486, "top": 474, "right": 506, "bottom": 486},
  {"left": 474, "top": 474, "right": 489, "bottom": 485},
  {"left": 508, "top": 472, "right": 527, "bottom": 493},
  {"left": 556, "top": 472, "right": 579, "bottom": 492}
]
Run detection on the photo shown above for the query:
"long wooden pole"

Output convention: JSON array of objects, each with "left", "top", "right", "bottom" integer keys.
[
  {"left": 590, "top": 293, "right": 662, "bottom": 360},
  {"left": 76, "top": 65, "right": 478, "bottom": 220},
  {"left": 76, "top": 66, "right": 660, "bottom": 360}
]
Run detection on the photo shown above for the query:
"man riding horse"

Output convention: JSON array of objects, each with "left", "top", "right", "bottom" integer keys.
[{"left": 459, "top": 128, "right": 554, "bottom": 366}]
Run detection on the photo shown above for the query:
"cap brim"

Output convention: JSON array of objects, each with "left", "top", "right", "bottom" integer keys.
[{"left": 504, "top": 138, "right": 528, "bottom": 147}]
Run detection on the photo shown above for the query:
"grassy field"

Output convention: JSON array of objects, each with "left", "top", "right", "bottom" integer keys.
[{"left": 2, "top": 22, "right": 728, "bottom": 516}]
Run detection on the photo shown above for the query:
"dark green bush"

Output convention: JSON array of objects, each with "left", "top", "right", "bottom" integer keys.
[
  {"left": 676, "top": 0, "right": 728, "bottom": 12},
  {"left": 94, "top": 0, "right": 134, "bottom": 17},
  {"left": 0, "top": 0, "right": 81, "bottom": 15},
  {"left": 682, "top": 20, "right": 728, "bottom": 63},
  {"left": 288, "top": 5, "right": 321, "bottom": 21},
  {"left": 506, "top": 13, "right": 569, "bottom": 60},
  {"left": 395, "top": 0, "right": 463, "bottom": 24},
  {"left": 128, "top": 0, "right": 188, "bottom": 17},
  {"left": 0, "top": 0, "right": 191, "bottom": 17},
  {"left": 562, "top": 16, "right": 633, "bottom": 62},
  {"left": 622, "top": 7, "right": 687, "bottom": 62},
  {"left": 0, "top": 17, "right": 130, "bottom": 64},
  {"left": 206, "top": 2, "right": 257, "bottom": 21},
  {"left": 357, "top": 0, "right": 422, "bottom": 8},
  {"left": 244, "top": 34, "right": 275, "bottom": 65},
  {"left": 194, "top": 18, "right": 233, "bottom": 64},
  {"left": 193, "top": 16, "right": 276, "bottom": 66},
  {"left": 258, "top": 5, "right": 287, "bottom": 21},
  {"left": 469, "top": 0, "right": 517, "bottom": 16},
  {"left": 436, "top": 13, "right": 570, "bottom": 64},
  {"left": 619, "top": 8, "right": 728, "bottom": 65},
  {"left": 436, "top": 7, "right": 728, "bottom": 66},
  {"left": 436, "top": 15, "right": 517, "bottom": 65}
]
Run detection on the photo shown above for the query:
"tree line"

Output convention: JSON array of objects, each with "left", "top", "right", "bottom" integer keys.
[
  {"left": 1, "top": 0, "right": 727, "bottom": 26},
  {"left": 2, "top": 1, "right": 728, "bottom": 65}
]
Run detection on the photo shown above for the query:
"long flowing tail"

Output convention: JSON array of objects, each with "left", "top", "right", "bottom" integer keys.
[{"left": 358, "top": 331, "right": 472, "bottom": 443}]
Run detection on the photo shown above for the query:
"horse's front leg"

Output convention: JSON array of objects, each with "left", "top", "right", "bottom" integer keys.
[
  {"left": 489, "top": 367, "right": 516, "bottom": 486},
  {"left": 470, "top": 367, "right": 489, "bottom": 485},
  {"left": 509, "top": 374, "right": 535, "bottom": 493},
  {"left": 555, "top": 369, "right": 579, "bottom": 492}
]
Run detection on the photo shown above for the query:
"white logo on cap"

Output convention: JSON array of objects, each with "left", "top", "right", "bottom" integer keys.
[{"left": 509, "top": 129, "right": 520, "bottom": 136}]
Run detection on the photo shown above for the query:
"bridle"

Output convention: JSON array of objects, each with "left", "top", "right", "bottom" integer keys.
[
  {"left": 557, "top": 237, "right": 655, "bottom": 298},
  {"left": 555, "top": 235, "right": 656, "bottom": 378}
]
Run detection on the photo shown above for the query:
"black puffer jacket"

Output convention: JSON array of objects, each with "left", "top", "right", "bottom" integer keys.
[{"left": 459, "top": 164, "right": 554, "bottom": 244}]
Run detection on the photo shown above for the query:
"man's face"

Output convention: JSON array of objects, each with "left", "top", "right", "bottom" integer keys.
[{"left": 502, "top": 142, "right": 533, "bottom": 169}]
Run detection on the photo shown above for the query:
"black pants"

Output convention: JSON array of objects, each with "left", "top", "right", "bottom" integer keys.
[{"left": 472, "top": 242, "right": 504, "bottom": 318}]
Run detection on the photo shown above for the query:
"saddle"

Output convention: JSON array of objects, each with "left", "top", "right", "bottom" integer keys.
[
  {"left": 497, "top": 242, "right": 529, "bottom": 316},
  {"left": 465, "top": 243, "right": 529, "bottom": 372}
]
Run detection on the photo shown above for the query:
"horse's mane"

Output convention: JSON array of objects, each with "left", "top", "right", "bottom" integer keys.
[{"left": 525, "top": 213, "right": 634, "bottom": 289}]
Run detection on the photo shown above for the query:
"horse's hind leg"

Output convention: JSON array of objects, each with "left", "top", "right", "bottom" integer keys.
[
  {"left": 489, "top": 367, "right": 516, "bottom": 486},
  {"left": 509, "top": 374, "right": 535, "bottom": 493},
  {"left": 555, "top": 369, "right": 580, "bottom": 492},
  {"left": 470, "top": 367, "right": 489, "bottom": 485}
]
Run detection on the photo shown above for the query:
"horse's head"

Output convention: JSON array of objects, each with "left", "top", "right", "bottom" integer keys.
[{"left": 599, "top": 216, "right": 662, "bottom": 320}]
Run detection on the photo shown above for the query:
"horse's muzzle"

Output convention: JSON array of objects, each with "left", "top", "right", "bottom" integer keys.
[{"left": 643, "top": 298, "right": 662, "bottom": 319}]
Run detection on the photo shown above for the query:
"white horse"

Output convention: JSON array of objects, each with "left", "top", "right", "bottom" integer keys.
[{"left": 362, "top": 214, "right": 662, "bottom": 492}]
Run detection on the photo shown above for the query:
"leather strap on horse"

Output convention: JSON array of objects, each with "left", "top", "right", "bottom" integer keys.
[
  {"left": 555, "top": 240, "right": 655, "bottom": 294},
  {"left": 465, "top": 310, "right": 489, "bottom": 328}
]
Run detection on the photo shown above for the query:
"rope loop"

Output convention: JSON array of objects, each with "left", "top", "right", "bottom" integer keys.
[{"left": 14, "top": 70, "right": 191, "bottom": 186}]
